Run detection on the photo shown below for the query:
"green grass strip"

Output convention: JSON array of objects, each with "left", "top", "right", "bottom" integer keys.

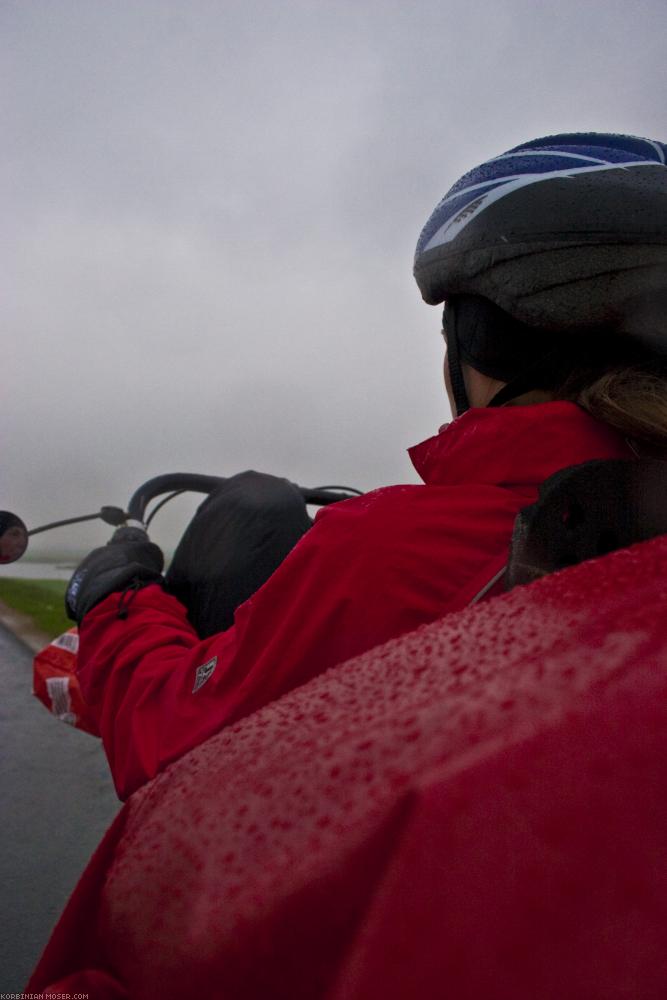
[{"left": 0, "top": 578, "right": 70, "bottom": 638}]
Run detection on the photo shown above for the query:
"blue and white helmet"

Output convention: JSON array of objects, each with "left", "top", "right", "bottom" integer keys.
[{"left": 414, "top": 132, "right": 667, "bottom": 342}]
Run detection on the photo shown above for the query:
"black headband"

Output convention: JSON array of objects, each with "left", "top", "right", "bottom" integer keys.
[
  {"left": 446, "top": 296, "right": 565, "bottom": 383},
  {"left": 443, "top": 295, "right": 612, "bottom": 411}
]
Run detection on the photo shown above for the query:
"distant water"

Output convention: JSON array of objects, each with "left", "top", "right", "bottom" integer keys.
[{"left": 0, "top": 561, "right": 75, "bottom": 580}]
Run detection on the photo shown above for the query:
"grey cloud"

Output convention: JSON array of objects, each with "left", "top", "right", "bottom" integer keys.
[{"left": 2, "top": 0, "right": 665, "bottom": 558}]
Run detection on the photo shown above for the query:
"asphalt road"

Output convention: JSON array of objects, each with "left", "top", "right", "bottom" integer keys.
[{"left": 0, "top": 623, "right": 120, "bottom": 991}]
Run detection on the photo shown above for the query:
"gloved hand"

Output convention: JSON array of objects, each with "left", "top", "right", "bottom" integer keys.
[
  {"left": 165, "top": 471, "right": 312, "bottom": 637},
  {"left": 66, "top": 526, "right": 165, "bottom": 624}
]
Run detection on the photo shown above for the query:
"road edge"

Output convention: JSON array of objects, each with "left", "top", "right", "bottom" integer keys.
[{"left": 0, "top": 597, "right": 53, "bottom": 653}]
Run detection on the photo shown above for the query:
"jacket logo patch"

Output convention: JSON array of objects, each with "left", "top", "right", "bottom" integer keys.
[{"left": 192, "top": 656, "right": 217, "bottom": 693}]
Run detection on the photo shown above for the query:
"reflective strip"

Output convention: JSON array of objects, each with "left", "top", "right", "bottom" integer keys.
[
  {"left": 193, "top": 656, "right": 218, "bottom": 693},
  {"left": 51, "top": 631, "right": 79, "bottom": 653},
  {"left": 45, "top": 676, "right": 77, "bottom": 725}
]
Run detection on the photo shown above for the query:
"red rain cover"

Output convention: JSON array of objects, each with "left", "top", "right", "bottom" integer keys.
[
  {"left": 33, "top": 628, "right": 100, "bottom": 736},
  {"left": 29, "top": 535, "right": 667, "bottom": 998}
]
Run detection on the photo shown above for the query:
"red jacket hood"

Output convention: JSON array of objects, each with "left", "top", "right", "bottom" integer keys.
[{"left": 409, "top": 402, "right": 634, "bottom": 490}]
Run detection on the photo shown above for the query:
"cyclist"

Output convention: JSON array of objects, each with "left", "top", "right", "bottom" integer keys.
[{"left": 65, "top": 132, "right": 667, "bottom": 799}]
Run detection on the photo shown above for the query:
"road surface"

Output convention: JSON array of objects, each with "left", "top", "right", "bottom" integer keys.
[{"left": 0, "top": 623, "right": 120, "bottom": 991}]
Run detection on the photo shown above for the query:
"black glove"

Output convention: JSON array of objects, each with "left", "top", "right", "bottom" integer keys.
[
  {"left": 66, "top": 526, "right": 165, "bottom": 624},
  {"left": 165, "top": 471, "right": 312, "bottom": 637}
]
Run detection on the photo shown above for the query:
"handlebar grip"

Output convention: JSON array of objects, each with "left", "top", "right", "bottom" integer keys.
[
  {"left": 127, "top": 474, "right": 227, "bottom": 523},
  {"left": 300, "top": 488, "right": 354, "bottom": 506}
]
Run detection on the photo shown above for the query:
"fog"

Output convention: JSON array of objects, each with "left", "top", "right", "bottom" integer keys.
[{"left": 3, "top": 0, "right": 665, "bottom": 558}]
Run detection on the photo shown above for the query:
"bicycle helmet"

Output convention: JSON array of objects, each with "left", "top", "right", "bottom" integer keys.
[{"left": 414, "top": 132, "right": 667, "bottom": 414}]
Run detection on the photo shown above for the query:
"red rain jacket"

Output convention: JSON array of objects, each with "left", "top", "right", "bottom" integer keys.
[
  {"left": 77, "top": 402, "right": 632, "bottom": 799},
  {"left": 30, "top": 532, "right": 667, "bottom": 999}
]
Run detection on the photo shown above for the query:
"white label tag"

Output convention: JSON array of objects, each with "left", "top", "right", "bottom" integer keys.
[
  {"left": 45, "top": 676, "right": 77, "bottom": 725},
  {"left": 192, "top": 656, "right": 217, "bottom": 693},
  {"left": 51, "top": 631, "right": 79, "bottom": 653}
]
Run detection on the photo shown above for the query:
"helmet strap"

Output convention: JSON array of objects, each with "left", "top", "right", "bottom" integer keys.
[{"left": 443, "top": 301, "right": 471, "bottom": 417}]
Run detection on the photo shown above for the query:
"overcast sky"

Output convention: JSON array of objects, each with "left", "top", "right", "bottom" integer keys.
[{"left": 3, "top": 0, "right": 666, "bottom": 558}]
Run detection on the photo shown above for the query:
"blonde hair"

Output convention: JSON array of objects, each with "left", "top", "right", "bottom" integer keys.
[
  {"left": 505, "top": 332, "right": 667, "bottom": 452},
  {"left": 576, "top": 363, "right": 667, "bottom": 451}
]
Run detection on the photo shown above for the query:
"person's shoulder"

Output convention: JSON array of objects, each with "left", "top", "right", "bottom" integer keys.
[
  {"left": 312, "top": 482, "right": 476, "bottom": 545},
  {"left": 314, "top": 484, "right": 426, "bottom": 522}
]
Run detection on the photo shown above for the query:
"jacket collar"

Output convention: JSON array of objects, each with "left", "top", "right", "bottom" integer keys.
[{"left": 409, "top": 402, "right": 634, "bottom": 490}]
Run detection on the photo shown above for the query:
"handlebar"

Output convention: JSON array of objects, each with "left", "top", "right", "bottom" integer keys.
[
  {"left": 127, "top": 474, "right": 226, "bottom": 522},
  {"left": 127, "top": 474, "right": 362, "bottom": 524},
  {"left": 1, "top": 474, "right": 363, "bottom": 563}
]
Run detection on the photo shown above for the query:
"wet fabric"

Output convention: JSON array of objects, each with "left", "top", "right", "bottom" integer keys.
[
  {"left": 75, "top": 402, "right": 632, "bottom": 800},
  {"left": 28, "top": 533, "right": 667, "bottom": 999},
  {"left": 414, "top": 132, "right": 667, "bottom": 345}
]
